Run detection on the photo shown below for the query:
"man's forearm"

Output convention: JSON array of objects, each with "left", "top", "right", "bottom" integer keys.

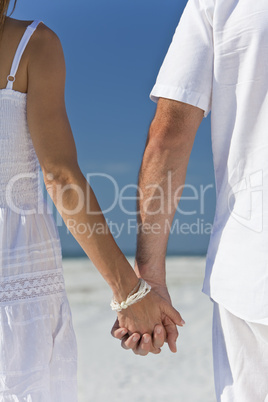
[
  {"left": 135, "top": 99, "right": 204, "bottom": 286},
  {"left": 135, "top": 138, "right": 191, "bottom": 284}
]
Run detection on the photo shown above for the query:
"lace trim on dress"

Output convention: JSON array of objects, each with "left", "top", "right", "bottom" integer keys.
[{"left": 0, "top": 270, "right": 66, "bottom": 303}]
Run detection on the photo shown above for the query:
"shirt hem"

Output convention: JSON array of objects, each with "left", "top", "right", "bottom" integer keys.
[
  {"left": 202, "top": 286, "right": 268, "bottom": 325},
  {"left": 149, "top": 84, "right": 211, "bottom": 118}
]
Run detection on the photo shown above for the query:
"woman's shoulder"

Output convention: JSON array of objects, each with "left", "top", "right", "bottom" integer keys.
[
  {"left": 5, "top": 16, "right": 61, "bottom": 47},
  {"left": 4, "top": 17, "right": 65, "bottom": 83},
  {"left": 21, "top": 19, "right": 66, "bottom": 83},
  {"left": 8, "top": 18, "right": 65, "bottom": 72}
]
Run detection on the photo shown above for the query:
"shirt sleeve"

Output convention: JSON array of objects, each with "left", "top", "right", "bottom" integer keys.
[{"left": 150, "top": 0, "right": 214, "bottom": 118}]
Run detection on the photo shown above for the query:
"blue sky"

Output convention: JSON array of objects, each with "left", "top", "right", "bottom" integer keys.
[{"left": 9, "top": 0, "right": 216, "bottom": 256}]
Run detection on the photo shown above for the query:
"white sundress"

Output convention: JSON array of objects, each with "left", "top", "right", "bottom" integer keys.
[{"left": 0, "top": 20, "right": 78, "bottom": 401}]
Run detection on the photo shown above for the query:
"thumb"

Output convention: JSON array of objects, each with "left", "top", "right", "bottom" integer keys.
[{"left": 162, "top": 301, "right": 185, "bottom": 327}]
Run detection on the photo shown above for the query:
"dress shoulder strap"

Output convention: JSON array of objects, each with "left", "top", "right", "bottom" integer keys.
[{"left": 6, "top": 19, "right": 43, "bottom": 90}]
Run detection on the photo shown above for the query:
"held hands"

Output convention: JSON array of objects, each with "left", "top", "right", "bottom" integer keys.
[{"left": 111, "top": 284, "right": 185, "bottom": 356}]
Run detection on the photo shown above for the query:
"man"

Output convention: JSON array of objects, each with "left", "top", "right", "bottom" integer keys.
[{"left": 112, "top": 0, "right": 268, "bottom": 400}]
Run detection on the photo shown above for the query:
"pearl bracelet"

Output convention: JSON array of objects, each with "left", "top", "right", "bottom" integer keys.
[{"left": 110, "top": 278, "right": 151, "bottom": 312}]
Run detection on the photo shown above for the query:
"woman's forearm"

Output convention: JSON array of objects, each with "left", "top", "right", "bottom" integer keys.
[{"left": 44, "top": 164, "right": 139, "bottom": 301}]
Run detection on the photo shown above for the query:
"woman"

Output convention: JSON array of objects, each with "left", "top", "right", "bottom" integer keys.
[{"left": 0, "top": 0, "right": 184, "bottom": 400}]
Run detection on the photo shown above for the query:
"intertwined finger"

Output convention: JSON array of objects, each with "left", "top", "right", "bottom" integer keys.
[
  {"left": 111, "top": 319, "right": 128, "bottom": 340},
  {"left": 121, "top": 333, "right": 141, "bottom": 350},
  {"left": 133, "top": 334, "right": 158, "bottom": 356},
  {"left": 153, "top": 324, "right": 166, "bottom": 349},
  {"left": 134, "top": 333, "right": 162, "bottom": 355},
  {"left": 112, "top": 327, "right": 128, "bottom": 340}
]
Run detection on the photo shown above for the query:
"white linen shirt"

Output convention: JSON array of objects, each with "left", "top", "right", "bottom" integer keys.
[{"left": 150, "top": 0, "right": 268, "bottom": 324}]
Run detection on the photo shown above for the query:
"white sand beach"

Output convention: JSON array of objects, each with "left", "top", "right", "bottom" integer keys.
[{"left": 62, "top": 256, "right": 216, "bottom": 402}]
